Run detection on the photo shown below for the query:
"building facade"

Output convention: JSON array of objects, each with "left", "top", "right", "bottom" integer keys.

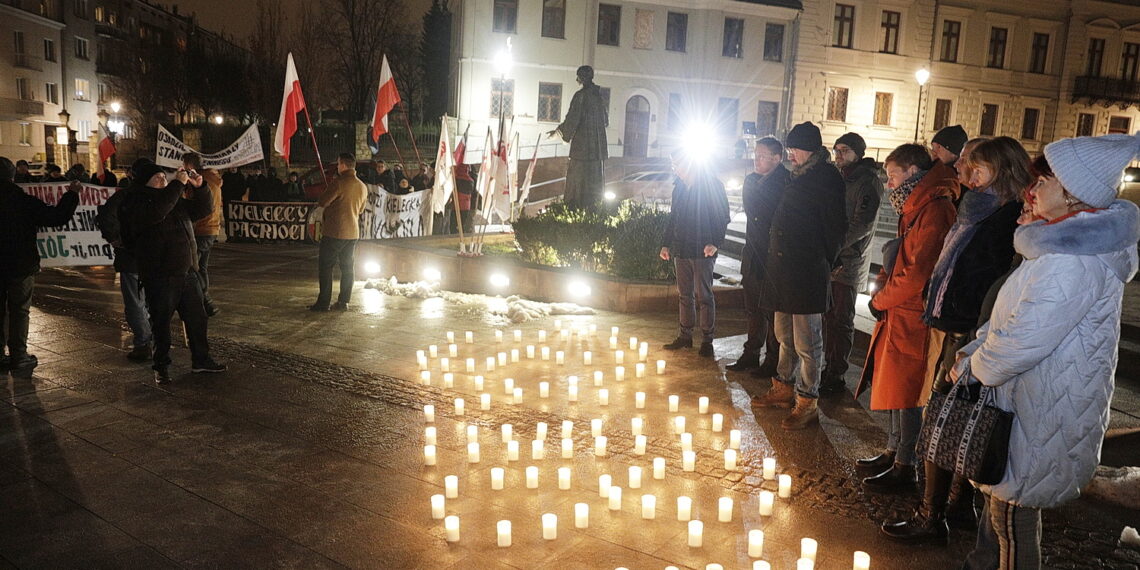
[{"left": 0, "top": 1, "right": 67, "bottom": 166}]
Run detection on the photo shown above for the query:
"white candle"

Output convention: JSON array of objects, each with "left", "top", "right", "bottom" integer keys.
[
  {"left": 615, "top": 350, "right": 624, "bottom": 364},
  {"left": 526, "top": 466, "right": 539, "bottom": 488},
  {"left": 418, "top": 356, "right": 428, "bottom": 370},
  {"left": 440, "top": 358, "right": 449, "bottom": 372},
  {"left": 558, "top": 466, "right": 571, "bottom": 490},
  {"left": 444, "top": 475, "right": 458, "bottom": 498},
  {"left": 597, "top": 389, "right": 610, "bottom": 406},
  {"left": 510, "top": 349, "right": 519, "bottom": 363},
  {"left": 641, "top": 494, "right": 656, "bottom": 519},
  {"left": 758, "top": 491, "right": 774, "bottom": 515},
  {"left": 498, "top": 352, "right": 507, "bottom": 366},
  {"left": 416, "top": 349, "right": 426, "bottom": 361},
  {"left": 513, "top": 387, "right": 522, "bottom": 403},
  {"left": 629, "top": 336, "right": 638, "bottom": 350},
  {"left": 594, "top": 436, "right": 607, "bottom": 456},
  {"left": 539, "top": 381, "right": 550, "bottom": 398},
  {"left": 467, "top": 442, "right": 480, "bottom": 463},
  {"left": 611, "top": 326, "right": 619, "bottom": 337},
  {"left": 420, "top": 370, "right": 431, "bottom": 385},
  {"left": 801, "top": 538, "right": 818, "bottom": 561},
  {"left": 672, "top": 496, "right": 692, "bottom": 523},
  {"left": 556, "top": 351, "right": 565, "bottom": 365},
  {"left": 554, "top": 319, "right": 562, "bottom": 330},
  {"left": 567, "top": 375, "right": 578, "bottom": 387},
  {"left": 797, "top": 559, "right": 814, "bottom": 570},
  {"left": 480, "top": 393, "right": 491, "bottom": 411},
  {"left": 486, "top": 356, "right": 496, "bottom": 371},
  {"left": 424, "top": 445, "right": 437, "bottom": 466},
  {"left": 526, "top": 345, "right": 535, "bottom": 359},
  {"left": 763, "top": 457, "right": 776, "bottom": 480},
  {"left": 454, "top": 398, "right": 465, "bottom": 416},
  {"left": 639, "top": 343, "right": 648, "bottom": 361},
  {"left": 711, "top": 413, "right": 724, "bottom": 432},
  {"left": 429, "top": 345, "right": 438, "bottom": 358},
  {"left": 542, "top": 513, "right": 557, "bottom": 540},
  {"left": 657, "top": 359, "right": 666, "bottom": 374},
  {"left": 425, "top": 426, "right": 437, "bottom": 445},
  {"left": 698, "top": 396, "right": 709, "bottom": 414},
  {"left": 536, "top": 422, "right": 548, "bottom": 441},
  {"left": 491, "top": 467, "right": 504, "bottom": 490},
  {"left": 725, "top": 449, "right": 738, "bottom": 471},
  {"left": 561, "top": 420, "right": 573, "bottom": 439},
  {"left": 653, "top": 457, "right": 666, "bottom": 479},
  {"left": 609, "top": 336, "right": 618, "bottom": 349},
  {"left": 779, "top": 474, "right": 792, "bottom": 498},
  {"left": 683, "top": 450, "right": 696, "bottom": 472},
  {"left": 568, "top": 385, "right": 579, "bottom": 402},
  {"left": 853, "top": 551, "right": 871, "bottom": 570},
  {"left": 748, "top": 529, "right": 764, "bottom": 558},
  {"left": 495, "top": 330, "right": 503, "bottom": 343},
  {"left": 466, "top": 424, "right": 478, "bottom": 444},
  {"left": 729, "top": 429, "right": 741, "bottom": 449},
  {"left": 448, "top": 344, "right": 458, "bottom": 357},
  {"left": 590, "top": 418, "right": 603, "bottom": 437},
  {"left": 473, "top": 375, "right": 484, "bottom": 391},
  {"left": 718, "top": 497, "right": 734, "bottom": 522},
  {"left": 514, "top": 329, "right": 522, "bottom": 342},
  {"left": 431, "top": 494, "right": 445, "bottom": 519},
  {"left": 463, "top": 357, "right": 474, "bottom": 373},
  {"left": 635, "top": 363, "right": 645, "bottom": 378},
  {"left": 503, "top": 377, "right": 514, "bottom": 395},
  {"left": 753, "top": 563, "right": 771, "bottom": 570},
  {"left": 583, "top": 351, "right": 592, "bottom": 365},
  {"left": 608, "top": 486, "right": 622, "bottom": 510},
  {"left": 541, "top": 347, "right": 550, "bottom": 361},
  {"left": 532, "top": 440, "right": 545, "bottom": 460},
  {"left": 615, "top": 366, "right": 625, "bottom": 381},
  {"left": 674, "top": 416, "right": 686, "bottom": 434},
  {"left": 634, "top": 435, "right": 646, "bottom": 455},
  {"left": 634, "top": 392, "right": 646, "bottom": 409},
  {"left": 561, "top": 438, "right": 573, "bottom": 458},
  {"left": 668, "top": 395, "right": 680, "bottom": 412},
  {"left": 593, "top": 370, "right": 603, "bottom": 386},
  {"left": 447, "top": 332, "right": 455, "bottom": 344},
  {"left": 507, "top": 440, "right": 519, "bottom": 461},
  {"left": 501, "top": 424, "right": 513, "bottom": 443},
  {"left": 465, "top": 331, "right": 474, "bottom": 343},
  {"left": 497, "top": 520, "right": 511, "bottom": 547},
  {"left": 574, "top": 503, "right": 589, "bottom": 528},
  {"left": 680, "top": 432, "right": 693, "bottom": 452},
  {"left": 631, "top": 417, "right": 644, "bottom": 436},
  {"left": 687, "top": 520, "right": 703, "bottom": 547},
  {"left": 443, "top": 373, "right": 455, "bottom": 388},
  {"left": 444, "top": 515, "right": 460, "bottom": 542},
  {"left": 598, "top": 474, "right": 611, "bottom": 498}
]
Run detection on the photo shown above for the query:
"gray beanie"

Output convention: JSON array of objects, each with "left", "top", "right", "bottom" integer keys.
[{"left": 1043, "top": 133, "right": 1140, "bottom": 208}]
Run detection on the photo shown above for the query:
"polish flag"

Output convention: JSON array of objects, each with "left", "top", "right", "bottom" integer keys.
[
  {"left": 273, "top": 53, "right": 307, "bottom": 165},
  {"left": 431, "top": 118, "right": 455, "bottom": 214},
  {"left": 371, "top": 55, "right": 401, "bottom": 141},
  {"left": 97, "top": 122, "right": 116, "bottom": 161}
]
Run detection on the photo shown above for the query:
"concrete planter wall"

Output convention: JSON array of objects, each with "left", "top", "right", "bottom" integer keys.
[{"left": 356, "top": 235, "right": 742, "bottom": 313}]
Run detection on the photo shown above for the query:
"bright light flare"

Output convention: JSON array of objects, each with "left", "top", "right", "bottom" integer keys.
[
  {"left": 489, "top": 273, "right": 510, "bottom": 288},
  {"left": 567, "top": 280, "right": 591, "bottom": 298},
  {"left": 915, "top": 68, "right": 931, "bottom": 86},
  {"left": 109, "top": 101, "right": 122, "bottom": 113},
  {"left": 681, "top": 122, "right": 717, "bottom": 163},
  {"left": 423, "top": 267, "right": 442, "bottom": 282},
  {"left": 603, "top": 191, "right": 616, "bottom": 201},
  {"left": 212, "top": 115, "right": 224, "bottom": 125},
  {"left": 363, "top": 261, "right": 381, "bottom": 275}
]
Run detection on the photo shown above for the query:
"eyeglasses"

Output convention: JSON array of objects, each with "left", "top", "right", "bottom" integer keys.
[{"left": 756, "top": 153, "right": 780, "bottom": 160}]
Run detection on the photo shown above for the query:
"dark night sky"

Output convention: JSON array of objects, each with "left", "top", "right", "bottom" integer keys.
[{"left": 171, "top": 0, "right": 435, "bottom": 45}]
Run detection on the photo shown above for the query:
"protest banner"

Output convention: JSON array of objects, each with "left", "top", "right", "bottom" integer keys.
[
  {"left": 226, "top": 201, "right": 314, "bottom": 242},
  {"left": 20, "top": 181, "right": 116, "bottom": 267},
  {"left": 359, "top": 186, "right": 432, "bottom": 239},
  {"left": 155, "top": 125, "right": 265, "bottom": 170}
]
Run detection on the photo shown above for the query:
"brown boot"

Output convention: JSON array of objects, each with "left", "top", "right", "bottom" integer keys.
[
  {"left": 751, "top": 378, "right": 795, "bottom": 409},
  {"left": 781, "top": 396, "right": 819, "bottom": 430}
]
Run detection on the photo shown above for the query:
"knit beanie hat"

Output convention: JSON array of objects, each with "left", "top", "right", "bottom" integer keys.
[
  {"left": 834, "top": 132, "right": 867, "bottom": 157},
  {"left": 1043, "top": 133, "right": 1140, "bottom": 208},
  {"left": 786, "top": 122, "right": 823, "bottom": 152},
  {"left": 932, "top": 125, "right": 968, "bottom": 155},
  {"left": 133, "top": 162, "right": 165, "bottom": 185}
]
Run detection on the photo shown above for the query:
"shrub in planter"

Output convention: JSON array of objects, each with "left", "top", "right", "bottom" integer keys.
[{"left": 610, "top": 202, "right": 675, "bottom": 281}]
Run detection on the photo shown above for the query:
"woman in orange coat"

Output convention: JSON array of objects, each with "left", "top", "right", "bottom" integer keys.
[{"left": 854, "top": 144, "right": 957, "bottom": 490}]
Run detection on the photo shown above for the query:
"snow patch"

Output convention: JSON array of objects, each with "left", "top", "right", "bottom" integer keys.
[{"left": 365, "top": 277, "right": 596, "bottom": 323}]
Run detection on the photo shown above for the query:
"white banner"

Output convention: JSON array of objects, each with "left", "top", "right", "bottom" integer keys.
[
  {"left": 21, "top": 181, "right": 116, "bottom": 267},
  {"left": 360, "top": 186, "right": 432, "bottom": 239},
  {"left": 155, "top": 124, "right": 265, "bottom": 170}
]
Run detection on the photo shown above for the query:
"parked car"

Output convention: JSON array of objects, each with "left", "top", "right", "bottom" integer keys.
[
  {"left": 300, "top": 164, "right": 339, "bottom": 200},
  {"left": 603, "top": 170, "right": 675, "bottom": 202}
]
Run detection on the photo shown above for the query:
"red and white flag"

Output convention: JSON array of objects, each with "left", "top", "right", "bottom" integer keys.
[
  {"left": 431, "top": 118, "right": 455, "bottom": 214},
  {"left": 273, "top": 53, "right": 307, "bottom": 165},
  {"left": 97, "top": 122, "right": 116, "bottom": 161},
  {"left": 371, "top": 55, "right": 401, "bottom": 141},
  {"left": 517, "top": 134, "right": 541, "bottom": 206}
]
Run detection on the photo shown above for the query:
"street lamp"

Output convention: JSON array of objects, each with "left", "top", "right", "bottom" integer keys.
[
  {"left": 493, "top": 39, "right": 513, "bottom": 124},
  {"left": 913, "top": 68, "right": 930, "bottom": 143},
  {"left": 109, "top": 101, "right": 121, "bottom": 113},
  {"left": 212, "top": 114, "right": 224, "bottom": 125}
]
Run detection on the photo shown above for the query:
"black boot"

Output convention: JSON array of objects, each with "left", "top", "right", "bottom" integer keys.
[
  {"left": 855, "top": 451, "right": 896, "bottom": 474},
  {"left": 881, "top": 460, "right": 952, "bottom": 543},
  {"left": 818, "top": 372, "right": 846, "bottom": 396},
  {"left": 727, "top": 353, "right": 760, "bottom": 372},
  {"left": 663, "top": 336, "right": 693, "bottom": 350},
  {"left": 945, "top": 475, "right": 979, "bottom": 530},
  {"left": 752, "top": 358, "right": 779, "bottom": 378},
  {"left": 863, "top": 462, "right": 917, "bottom": 492}
]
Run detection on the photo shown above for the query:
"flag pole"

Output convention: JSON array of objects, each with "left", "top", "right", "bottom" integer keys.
[
  {"left": 385, "top": 131, "right": 408, "bottom": 173},
  {"left": 301, "top": 105, "right": 328, "bottom": 190},
  {"left": 400, "top": 103, "right": 423, "bottom": 165}
]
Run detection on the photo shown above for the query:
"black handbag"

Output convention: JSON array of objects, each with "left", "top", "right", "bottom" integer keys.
[{"left": 917, "top": 369, "right": 1013, "bottom": 485}]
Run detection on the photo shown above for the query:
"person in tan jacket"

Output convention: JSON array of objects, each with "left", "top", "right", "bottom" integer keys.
[
  {"left": 310, "top": 153, "right": 367, "bottom": 311},
  {"left": 183, "top": 153, "right": 223, "bottom": 316}
]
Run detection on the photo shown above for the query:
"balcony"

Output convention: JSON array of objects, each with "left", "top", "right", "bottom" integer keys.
[
  {"left": 13, "top": 53, "right": 43, "bottom": 71},
  {"left": 1073, "top": 76, "right": 1140, "bottom": 108},
  {"left": 0, "top": 97, "right": 45, "bottom": 120}
]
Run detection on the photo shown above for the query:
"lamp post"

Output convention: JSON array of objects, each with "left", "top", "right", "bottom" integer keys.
[
  {"left": 493, "top": 39, "right": 514, "bottom": 128},
  {"left": 913, "top": 68, "right": 930, "bottom": 143}
]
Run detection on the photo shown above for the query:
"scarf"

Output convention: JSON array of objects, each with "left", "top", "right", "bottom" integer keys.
[
  {"left": 923, "top": 188, "right": 1002, "bottom": 324},
  {"left": 889, "top": 170, "right": 926, "bottom": 215},
  {"left": 790, "top": 148, "right": 830, "bottom": 179}
]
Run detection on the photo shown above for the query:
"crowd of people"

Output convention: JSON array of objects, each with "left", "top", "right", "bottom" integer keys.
[{"left": 660, "top": 121, "right": 1140, "bottom": 567}]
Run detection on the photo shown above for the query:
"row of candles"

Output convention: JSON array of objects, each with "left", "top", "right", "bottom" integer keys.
[{"left": 419, "top": 350, "right": 665, "bottom": 375}]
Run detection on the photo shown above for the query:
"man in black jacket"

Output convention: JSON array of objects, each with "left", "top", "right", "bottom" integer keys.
[
  {"left": 727, "top": 136, "right": 787, "bottom": 375},
  {"left": 659, "top": 149, "right": 731, "bottom": 357},
  {"left": 120, "top": 162, "right": 225, "bottom": 383},
  {"left": 0, "top": 157, "right": 80, "bottom": 377},
  {"left": 751, "top": 122, "right": 847, "bottom": 430}
]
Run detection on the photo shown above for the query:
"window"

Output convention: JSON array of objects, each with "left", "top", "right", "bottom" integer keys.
[
  {"left": 1021, "top": 108, "right": 1040, "bottom": 140},
  {"left": 541, "top": 0, "right": 564, "bottom": 38},
  {"left": 1087, "top": 38, "right": 1105, "bottom": 77},
  {"left": 826, "top": 87, "right": 848, "bottom": 122},
  {"left": 74, "top": 77, "right": 90, "bottom": 101},
  {"left": 880, "top": 11, "right": 900, "bottom": 54},
  {"left": 764, "top": 23, "right": 784, "bottom": 62},
  {"left": 756, "top": 101, "right": 779, "bottom": 137},
  {"left": 940, "top": 20, "right": 961, "bottom": 62},
  {"left": 666, "top": 12, "right": 687, "bottom": 52},
  {"left": 979, "top": 103, "right": 999, "bottom": 136},
  {"left": 20, "top": 123, "right": 33, "bottom": 146},
  {"left": 537, "top": 82, "right": 562, "bottom": 122},
  {"left": 1123, "top": 43, "right": 1140, "bottom": 82},
  {"left": 722, "top": 17, "right": 744, "bottom": 58},
  {"left": 77, "top": 119, "right": 91, "bottom": 141},
  {"left": 16, "top": 78, "right": 32, "bottom": 100},
  {"left": 668, "top": 92, "right": 683, "bottom": 132},
  {"left": 94, "top": 4, "right": 104, "bottom": 21},
  {"left": 43, "top": 38, "right": 55, "bottom": 62},
  {"left": 987, "top": 28, "right": 1007, "bottom": 69},
  {"left": 833, "top": 4, "right": 855, "bottom": 49},
  {"left": 73, "top": 0, "right": 87, "bottom": 18},
  {"left": 717, "top": 97, "right": 739, "bottom": 136},
  {"left": 1109, "top": 116, "right": 1131, "bottom": 134},
  {"left": 490, "top": 78, "right": 514, "bottom": 117},
  {"left": 597, "top": 4, "right": 620, "bottom": 46},
  {"left": 492, "top": 0, "right": 517, "bottom": 34},
  {"left": 1076, "top": 113, "right": 1096, "bottom": 137},
  {"left": 97, "top": 82, "right": 108, "bottom": 103},
  {"left": 14, "top": 31, "right": 25, "bottom": 54},
  {"left": 74, "top": 37, "right": 88, "bottom": 59},
  {"left": 45, "top": 82, "right": 58, "bottom": 104},
  {"left": 1029, "top": 33, "right": 1049, "bottom": 74},
  {"left": 873, "top": 92, "right": 893, "bottom": 126},
  {"left": 933, "top": 98, "right": 953, "bottom": 131}
]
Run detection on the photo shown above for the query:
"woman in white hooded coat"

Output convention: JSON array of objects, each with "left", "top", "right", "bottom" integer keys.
[{"left": 952, "top": 133, "right": 1140, "bottom": 569}]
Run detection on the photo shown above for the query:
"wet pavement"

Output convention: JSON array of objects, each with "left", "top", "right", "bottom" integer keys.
[{"left": 3, "top": 241, "right": 1139, "bottom": 569}]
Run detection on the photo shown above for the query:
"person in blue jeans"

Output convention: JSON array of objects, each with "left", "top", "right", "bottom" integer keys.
[{"left": 659, "top": 147, "right": 730, "bottom": 357}]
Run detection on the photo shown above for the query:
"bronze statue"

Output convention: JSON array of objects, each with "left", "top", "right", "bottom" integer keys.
[{"left": 548, "top": 65, "right": 608, "bottom": 209}]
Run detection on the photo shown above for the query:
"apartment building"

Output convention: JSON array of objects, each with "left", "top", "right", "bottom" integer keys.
[{"left": 0, "top": 0, "right": 66, "bottom": 165}]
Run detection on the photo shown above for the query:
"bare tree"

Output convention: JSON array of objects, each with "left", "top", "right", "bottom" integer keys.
[
  {"left": 290, "top": 2, "right": 338, "bottom": 112},
  {"left": 246, "top": 0, "right": 286, "bottom": 124},
  {"left": 321, "top": 0, "right": 411, "bottom": 120}
]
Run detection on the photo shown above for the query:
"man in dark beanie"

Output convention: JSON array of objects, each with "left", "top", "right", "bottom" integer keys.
[
  {"left": 120, "top": 162, "right": 225, "bottom": 383},
  {"left": 820, "top": 132, "right": 883, "bottom": 395},
  {"left": 0, "top": 156, "right": 80, "bottom": 377},
  {"left": 931, "top": 125, "right": 969, "bottom": 201},
  {"left": 549, "top": 65, "right": 609, "bottom": 210},
  {"left": 752, "top": 122, "right": 847, "bottom": 430}
]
